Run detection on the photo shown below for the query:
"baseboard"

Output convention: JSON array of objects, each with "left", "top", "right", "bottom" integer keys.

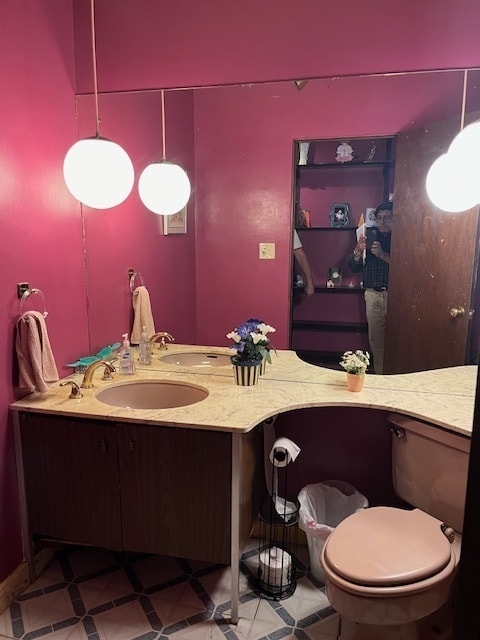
[
  {"left": 0, "top": 560, "right": 29, "bottom": 615},
  {"left": 0, "top": 546, "right": 58, "bottom": 615},
  {"left": 32, "top": 546, "right": 58, "bottom": 580}
]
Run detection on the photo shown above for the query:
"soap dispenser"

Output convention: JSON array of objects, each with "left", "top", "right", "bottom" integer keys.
[
  {"left": 119, "top": 333, "right": 135, "bottom": 375},
  {"left": 138, "top": 325, "right": 152, "bottom": 365}
]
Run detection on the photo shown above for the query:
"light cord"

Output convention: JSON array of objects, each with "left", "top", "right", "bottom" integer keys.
[
  {"left": 460, "top": 69, "right": 468, "bottom": 132},
  {"left": 90, "top": 0, "right": 100, "bottom": 136},
  {"left": 161, "top": 89, "right": 166, "bottom": 160}
]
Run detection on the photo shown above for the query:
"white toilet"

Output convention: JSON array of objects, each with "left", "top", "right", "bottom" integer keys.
[{"left": 320, "top": 413, "right": 470, "bottom": 639}]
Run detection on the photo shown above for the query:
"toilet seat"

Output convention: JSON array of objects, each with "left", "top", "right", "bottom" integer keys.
[{"left": 323, "top": 507, "right": 453, "bottom": 588}]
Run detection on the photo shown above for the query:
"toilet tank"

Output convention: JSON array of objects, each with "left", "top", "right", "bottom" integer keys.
[{"left": 389, "top": 414, "right": 470, "bottom": 533}]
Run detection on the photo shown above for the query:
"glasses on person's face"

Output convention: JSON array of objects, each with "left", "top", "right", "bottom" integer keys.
[{"left": 376, "top": 214, "right": 392, "bottom": 223}]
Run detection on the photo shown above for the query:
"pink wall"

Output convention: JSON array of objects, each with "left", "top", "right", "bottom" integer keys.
[
  {"left": 275, "top": 408, "right": 401, "bottom": 508},
  {"left": 0, "top": 0, "right": 88, "bottom": 579},
  {"left": 73, "top": 0, "right": 480, "bottom": 93}
]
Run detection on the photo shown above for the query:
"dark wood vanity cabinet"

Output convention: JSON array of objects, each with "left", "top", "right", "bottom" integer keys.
[
  {"left": 117, "top": 422, "right": 232, "bottom": 562},
  {"left": 18, "top": 412, "right": 264, "bottom": 565},
  {"left": 19, "top": 413, "right": 122, "bottom": 550}
]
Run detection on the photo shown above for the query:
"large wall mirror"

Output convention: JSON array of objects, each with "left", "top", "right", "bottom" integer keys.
[{"left": 79, "top": 68, "right": 480, "bottom": 375}]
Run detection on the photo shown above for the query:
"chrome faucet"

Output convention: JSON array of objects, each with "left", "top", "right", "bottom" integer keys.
[
  {"left": 150, "top": 332, "right": 175, "bottom": 351},
  {"left": 81, "top": 360, "right": 116, "bottom": 388}
]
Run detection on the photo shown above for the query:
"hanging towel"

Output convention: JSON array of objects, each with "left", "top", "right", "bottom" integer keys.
[
  {"left": 15, "top": 311, "right": 59, "bottom": 393},
  {"left": 131, "top": 285, "right": 156, "bottom": 344}
]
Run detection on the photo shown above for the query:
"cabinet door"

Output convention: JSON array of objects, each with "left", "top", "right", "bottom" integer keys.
[
  {"left": 118, "top": 424, "right": 232, "bottom": 563},
  {"left": 19, "top": 413, "right": 122, "bottom": 550}
]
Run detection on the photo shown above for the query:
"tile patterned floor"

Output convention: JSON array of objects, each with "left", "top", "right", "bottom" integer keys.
[{"left": 0, "top": 542, "right": 345, "bottom": 640}]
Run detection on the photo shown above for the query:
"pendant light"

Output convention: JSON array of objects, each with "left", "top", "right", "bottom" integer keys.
[
  {"left": 426, "top": 70, "right": 480, "bottom": 212},
  {"left": 63, "top": 0, "right": 134, "bottom": 209},
  {"left": 138, "top": 90, "right": 191, "bottom": 216}
]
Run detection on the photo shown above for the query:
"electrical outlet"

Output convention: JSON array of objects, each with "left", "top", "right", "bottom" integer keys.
[{"left": 259, "top": 242, "right": 275, "bottom": 259}]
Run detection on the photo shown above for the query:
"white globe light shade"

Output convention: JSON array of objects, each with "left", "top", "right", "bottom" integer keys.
[
  {"left": 138, "top": 161, "right": 191, "bottom": 215},
  {"left": 449, "top": 121, "right": 480, "bottom": 158},
  {"left": 425, "top": 152, "right": 480, "bottom": 213},
  {"left": 63, "top": 136, "right": 135, "bottom": 209}
]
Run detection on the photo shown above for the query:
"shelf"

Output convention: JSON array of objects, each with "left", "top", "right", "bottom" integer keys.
[
  {"left": 293, "top": 286, "right": 363, "bottom": 294},
  {"left": 292, "top": 320, "right": 368, "bottom": 332},
  {"left": 292, "top": 135, "right": 393, "bottom": 359},
  {"left": 297, "top": 160, "right": 393, "bottom": 169},
  {"left": 296, "top": 226, "right": 357, "bottom": 231}
]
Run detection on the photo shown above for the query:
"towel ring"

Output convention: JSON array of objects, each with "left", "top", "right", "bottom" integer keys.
[
  {"left": 20, "top": 288, "right": 48, "bottom": 318},
  {"left": 128, "top": 269, "right": 145, "bottom": 293}
]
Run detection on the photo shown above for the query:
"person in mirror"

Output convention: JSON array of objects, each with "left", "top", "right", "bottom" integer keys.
[
  {"left": 293, "top": 229, "right": 315, "bottom": 296},
  {"left": 347, "top": 201, "right": 393, "bottom": 374}
]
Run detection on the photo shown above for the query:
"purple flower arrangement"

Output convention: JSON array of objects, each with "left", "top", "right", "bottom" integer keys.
[{"left": 226, "top": 318, "right": 276, "bottom": 363}]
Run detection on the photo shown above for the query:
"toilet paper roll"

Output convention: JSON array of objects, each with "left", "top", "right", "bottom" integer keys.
[
  {"left": 269, "top": 437, "right": 301, "bottom": 467},
  {"left": 263, "top": 419, "right": 277, "bottom": 495},
  {"left": 259, "top": 547, "right": 292, "bottom": 588}
]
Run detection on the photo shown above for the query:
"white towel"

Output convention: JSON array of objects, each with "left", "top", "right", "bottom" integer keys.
[
  {"left": 131, "top": 285, "right": 156, "bottom": 344},
  {"left": 16, "top": 311, "right": 59, "bottom": 393}
]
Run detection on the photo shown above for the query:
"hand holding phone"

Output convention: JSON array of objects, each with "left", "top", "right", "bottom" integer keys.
[{"left": 366, "top": 227, "right": 378, "bottom": 251}]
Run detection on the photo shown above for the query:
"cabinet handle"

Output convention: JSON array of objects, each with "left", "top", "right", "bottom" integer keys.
[
  {"left": 128, "top": 438, "right": 135, "bottom": 451},
  {"left": 101, "top": 438, "right": 108, "bottom": 452}
]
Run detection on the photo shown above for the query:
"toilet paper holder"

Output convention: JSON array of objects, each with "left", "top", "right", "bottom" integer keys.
[{"left": 254, "top": 437, "right": 301, "bottom": 600}]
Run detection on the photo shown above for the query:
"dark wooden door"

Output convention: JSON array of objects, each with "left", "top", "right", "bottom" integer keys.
[{"left": 384, "top": 118, "right": 480, "bottom": 374}]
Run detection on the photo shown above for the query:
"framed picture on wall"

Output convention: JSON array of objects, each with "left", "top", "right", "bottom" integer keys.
[
  {"left": 329, "top": 203, "right": 350, "bottom": 227},
  {"left": 163, "top": 207, "right": 187, "bottom": 235},
  {"left": 327, "top": 266, "right": 342, "bottom": 287}
]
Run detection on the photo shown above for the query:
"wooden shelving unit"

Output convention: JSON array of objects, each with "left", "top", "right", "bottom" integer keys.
[{"left": 291, "top": 136, "right": 395, "bottom": 365}]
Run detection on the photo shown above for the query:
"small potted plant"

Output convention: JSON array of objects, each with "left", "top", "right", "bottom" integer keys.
[
  {"left": 339, "top": 350, "right": 370, "bottom": 391},
  {"left": 227, "top": 318, "right": 275, "bottom": 385}
]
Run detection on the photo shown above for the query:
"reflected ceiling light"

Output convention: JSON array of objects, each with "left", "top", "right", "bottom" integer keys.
[
  {"left": 426, "top": 153, "right": 479, "bottom": 213},
  {"left": 426, "top": 69, "right": 480, "bottom": 212},
  {"left": 63, "top": 0, "right": 134, "bottom": 209},
  {"left": 449, "top": 120, "right": 480, "bottom": 157},
  {"left": 138, "top": 90, "right": 191, "bottom": 216}
]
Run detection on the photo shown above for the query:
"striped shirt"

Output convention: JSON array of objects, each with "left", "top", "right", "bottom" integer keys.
[{"left": 348, "top": 232, "right": 391, "bottom": 289}]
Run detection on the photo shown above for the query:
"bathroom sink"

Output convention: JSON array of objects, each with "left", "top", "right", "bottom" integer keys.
[
  {"left": 159, "top": 351, "right": 232, "bottom": 368},
  {"left": 95, "top": 380, "right": 208, "bottom": 409}
]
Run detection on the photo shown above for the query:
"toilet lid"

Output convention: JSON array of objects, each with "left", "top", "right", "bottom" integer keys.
[{"left": 323, "top": 507, "right": 452, "bottom": 587}]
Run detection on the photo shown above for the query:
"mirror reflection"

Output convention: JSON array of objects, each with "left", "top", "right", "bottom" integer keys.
[
  {"left": 79, "top": 69, "right": 480, "bottom": 374},
  {"left": 291, "top": 137, "right": 395, "bottom": 373}
]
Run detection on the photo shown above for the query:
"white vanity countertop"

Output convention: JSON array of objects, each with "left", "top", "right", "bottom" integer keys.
[{"left": 10, "top": 345, "right": 477, "bottom": 437}]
